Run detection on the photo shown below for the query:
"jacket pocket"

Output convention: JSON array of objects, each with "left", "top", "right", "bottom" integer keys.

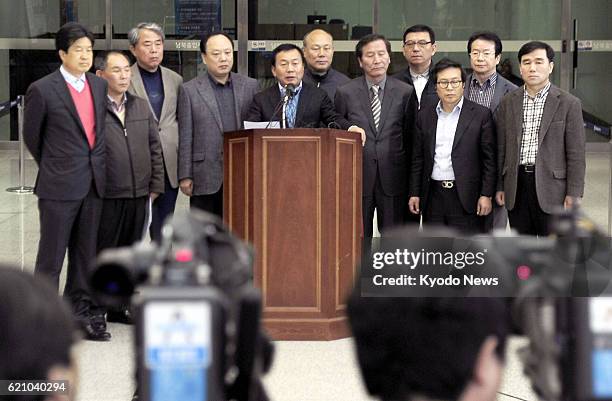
[
  {"left": 193, "top": 152, "right": 205, "bottom": 161},
  {"left": 553, "top": 169, "right": 566, "bottom": 179}
]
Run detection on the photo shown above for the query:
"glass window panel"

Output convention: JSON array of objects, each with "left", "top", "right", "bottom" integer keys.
[
  {"left": 0, "top": 0, "right": 104, "bottom": 39},
  {"left": 112, "top": 0, "right": 233, "bottom": 40},
  {"left": 250, "top": 0, "right": 372, "bottom": 40},
  {"left": 571, "top": 53, "right": 612, "bottom": 137},
  {"left": 379, "top": 0, "right": 560, "bottom": 40}
]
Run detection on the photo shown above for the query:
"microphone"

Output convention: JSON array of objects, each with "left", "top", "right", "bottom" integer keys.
[
  {"left": 280, "top": 84, "right": 296, "bottom": 129},
  {"left": 266, "top": 84, "right": 296, "bottom": 129}
]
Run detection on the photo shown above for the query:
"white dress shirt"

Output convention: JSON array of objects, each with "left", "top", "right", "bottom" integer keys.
[
  {"left": 60, "top": 65, "right": 87, "bottom": 93},
  {"left": 431, "top": 97, "right": 464, "bottom": 180}
]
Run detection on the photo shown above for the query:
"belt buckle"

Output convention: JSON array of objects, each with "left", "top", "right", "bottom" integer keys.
[
  {"left": 523, "top": 164, "right": 535, "bottom": 173},
  {"left": 442, "top": 180, "right": 454, "bottom": 189}
]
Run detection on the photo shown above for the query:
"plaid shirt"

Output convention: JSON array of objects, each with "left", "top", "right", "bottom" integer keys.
[
  {"left": 468, "top": 72, "right": 497, "bottom": 109},
  {"left": 520, "top": 82, "right": 551, "bottom": 165}
]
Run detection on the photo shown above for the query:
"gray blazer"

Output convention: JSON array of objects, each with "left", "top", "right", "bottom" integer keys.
[
  {"left": 495, "top": 84, "right": 585, "bottom": 213},
  {"left": 335, "top": 76, "right": 416, "bottom": 197},
  {"left": 129, "top": 64, "right": 183, "bottom": 188},
  {"left": 465, "top": 72, "right": 517, "bottom": 113},
  {"left": 178, "top": 72, "right": 258, "bottom": 195}
]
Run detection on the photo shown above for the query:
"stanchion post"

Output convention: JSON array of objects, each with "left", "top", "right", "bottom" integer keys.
[
  {"left": 609, "top": 140, "right": 612, "bottom": 235},
  {"left": 6, "top": 95, "right": 34, "bottom": 194}
]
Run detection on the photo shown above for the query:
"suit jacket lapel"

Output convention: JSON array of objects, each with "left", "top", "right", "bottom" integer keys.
[
  {"left": 130, "top": 65, "right": 157, "bottom": 121},
  {"left": 86, "top": 72, "right": 106, "bottom": 141},
  {"left": 452, "top": 100, "right": 475, "bottom": 150},
  {"left": 357, "top": 77, "right": 377, "bottom": 135},
  {"left": 490, "top": 77, "right": 504, "bottom": 111},
  {"left": 52, "top": 70, "right": 87, "bottom": 137},
  {"left": 160, "top": 66, "right": 172, "bottom": 123},
  {"left": 377, "top": 79, "right": 395, "bottom": 134},
  {"left": 511, "top": 89, "right": 524, "bottom": 156},
  {"left": 427, "top": 107, "right": 438, "bottom": 159},
  {"left": 231, "top": 73, "right": 244, "bottom": 129},
  {"left": 295, "top": 83, "right": 308, "bottom": 125},
  {"left": 197, "top": 73, "right": 223, "bottom": 131},
  {"left": 538, "top": 85, "right": 560, "bottom": 147}
]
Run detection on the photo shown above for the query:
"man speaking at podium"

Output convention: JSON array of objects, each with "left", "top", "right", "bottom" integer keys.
[{"left": 247, "top": 43, "right": 350, "bottom": 130}]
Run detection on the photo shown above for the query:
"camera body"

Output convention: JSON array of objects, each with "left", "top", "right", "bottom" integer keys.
[{"left": 91, "top": 211, "right": 271, "bottom": 401}]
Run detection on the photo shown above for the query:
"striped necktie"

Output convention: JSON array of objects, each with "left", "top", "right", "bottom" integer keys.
[{"left": 370, "top": 85, "right": 381, "bottom": 131}]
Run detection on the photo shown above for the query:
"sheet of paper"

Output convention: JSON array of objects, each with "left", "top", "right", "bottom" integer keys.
[{"left": 244, "top": 121, "right": 280, "bottom": 129}]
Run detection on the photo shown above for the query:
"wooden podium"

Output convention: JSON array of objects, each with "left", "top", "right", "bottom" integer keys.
[{"left": 224, "top": 128, "right": 362, "bottom": 340}]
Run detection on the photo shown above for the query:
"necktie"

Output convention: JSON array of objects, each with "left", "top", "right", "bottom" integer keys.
[
  {"left": 371, "top": 85, "right": 381, "bottom": 131},
  {"left": 285, "top": 93, "right": 297, "bottom": 128}
]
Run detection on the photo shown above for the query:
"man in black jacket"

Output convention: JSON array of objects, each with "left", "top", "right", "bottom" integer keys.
[
  {"left": 408, "top": 59, "right": 496, "bottom": 234},
  {"left": 302, "top": 29, "right": 350, "bottom": 102},
  {"left": 23, "top": 23, "right": 109, "bottom": 341},
  {"left": 94, "top": 51, "right": 164, "bottom": 325},
  {"left": 393, "top": 24, "right": 438, "bottom": 110}
]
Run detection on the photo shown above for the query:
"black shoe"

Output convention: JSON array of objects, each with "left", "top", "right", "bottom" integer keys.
[
  {"left": 90, "top": 313, "right": 108, "bottom": 331},
  {"left": 81, "top": 321, "right": 111, "bottom": 341},
  {"left": 107, "top": 308, "right": 134, "bottom": 325}
]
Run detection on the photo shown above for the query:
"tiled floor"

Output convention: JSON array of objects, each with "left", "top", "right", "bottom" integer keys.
[{"left": 1, "top": 149, "right": 609, "bottom": 401}]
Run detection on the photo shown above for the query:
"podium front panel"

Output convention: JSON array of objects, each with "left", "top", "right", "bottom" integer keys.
[{"left": 261, "top": 136, "right": 321, "bottom": 312}]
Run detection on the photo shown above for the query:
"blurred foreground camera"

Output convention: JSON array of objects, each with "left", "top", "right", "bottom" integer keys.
[{"left": 91, "top": 210, "right": 272, "bottom": 401}]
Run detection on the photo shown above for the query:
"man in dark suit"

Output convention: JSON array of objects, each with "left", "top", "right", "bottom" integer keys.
[
  {"left": 335, "top": 34, "right": 416, "bottom": 243},
  {"left": 246, "top": 43, "right": 347, "bottom": 129},
  {"left": 465, "top": 31, "right": 517, "bottom": 232},
  {"left": 496, "top": 41, "right": 585, "bottom": 236},
  {"left": 409, "top": 59, "right": 496, "bottom": 233},
  {"left": 393, "top": 24, "right": 438, "bottom": 109},
  {"left": 302, "top": 29, "right": 350, "bottom": 102},
  {"left": 23, "top": 22, "right": 110, "bottom": 340},
  {"left": 179, "top": 32, "right": 259, "bottom": 217},
  {"left": 128, "top": 22, "right": 183, "bottom": 243}
]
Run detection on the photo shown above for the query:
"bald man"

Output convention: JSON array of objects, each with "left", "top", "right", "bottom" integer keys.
[{"left": 302, "top": 29, "right": 350, "bottom": 101}]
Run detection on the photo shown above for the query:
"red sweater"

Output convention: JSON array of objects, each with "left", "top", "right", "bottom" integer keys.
[{"left": 67, "top": 79, "right": 96, "bottom": 149}]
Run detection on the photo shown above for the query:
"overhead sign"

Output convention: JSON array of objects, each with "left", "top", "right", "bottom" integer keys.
[{"left": 175, "top": 0, "right": 221, "bottom": 36}]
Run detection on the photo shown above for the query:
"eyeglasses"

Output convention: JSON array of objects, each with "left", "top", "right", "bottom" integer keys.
[
  {"left": 470, "top": 50, "right": 495, "bottom": 58},
  {"left": 403, "top": 40, "right": 432, "bottom": 48},
  {"left": 436, "top": 80, "right": 463, "bottom": 89}
]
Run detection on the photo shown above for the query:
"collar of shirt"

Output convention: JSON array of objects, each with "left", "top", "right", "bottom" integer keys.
[
  {"left": 366, "top": 76, "right": 387, "bottom": 93},
  {"left": 436, "top": 96, "right": 464, "bottom": 117},
  {"left": 60, "top": 65, "right": 87, "bottom": 92},
  {"left": 107, "top": 93, "right": 128, "bottom": 114},
  {"left": 472, "top": 72, "right": 498, "bottom": 89},
  {"left": 409, "top": 68, "right": 429, "bottom": 81},
  {"left": 208, "top": 72, "right": 232, "bottom": 87},
  {"left": 278, "top": 81, "right": 303, "bottom": 97},
  {"left": 306, "top": 68, "right": 329, "bottom": 82},
  {"left": 525, "top": 81, "right": 551, "bottom": 100}
]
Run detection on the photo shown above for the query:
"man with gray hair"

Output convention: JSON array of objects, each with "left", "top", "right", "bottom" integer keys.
[{"left": 128, "top": 22, "right": 183, "bottom": 243}]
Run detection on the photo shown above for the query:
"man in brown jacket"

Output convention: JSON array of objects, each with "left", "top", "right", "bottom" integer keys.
[{"left": 495, "top": 41, "right": 585, "bottom": 236}]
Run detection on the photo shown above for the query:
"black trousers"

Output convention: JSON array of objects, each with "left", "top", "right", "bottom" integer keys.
[
  {"left": 35, "top": 185, "right": 102, "bottom": 320},
  {"left": 481, "top": 202, "right": 508, "bottom": 232},
  {"left": 96, "top": 196, "right": 147, "bottom": 315},
  {"left": 97, "top": 196, "right": 148, "bottom": 252},
  {"left": 150, "top": 170, "right": 178, "bottom": 243},
  {"left": 508, "top": 168, "right": 550, "bottom": 236},
  {"left": 423, "top": 181, "right": 479, "bottom": 234},
  {"left": 190, "top": 185, "right": 223, "bottom": 218},
  {"left": 363, "top": 170, "right": 406, "bottom": 255}
]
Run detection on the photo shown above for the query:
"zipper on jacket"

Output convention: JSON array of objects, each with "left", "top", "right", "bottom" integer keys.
[
  {"left": 110, "top": 109, "right": 138, "bottom": 199},
  {"left": 122, "top": 125, "right": 138, "bottom": 198}
]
